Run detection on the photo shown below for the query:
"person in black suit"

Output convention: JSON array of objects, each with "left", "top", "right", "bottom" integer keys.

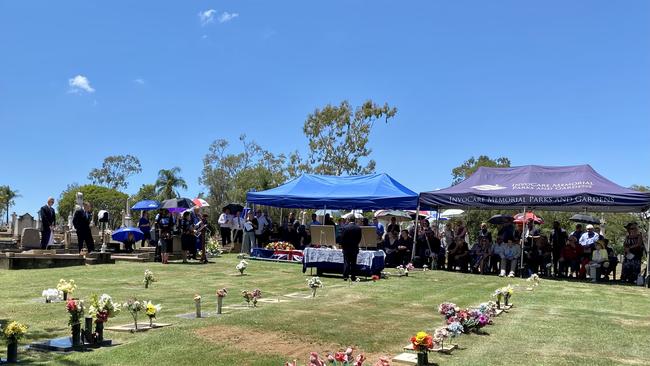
[
  {"left": 73, "top": 201, "right": 94, "bottom": 253},
  {"left": 39, "top": 197, "right": 56, "bottom": 249},
  {"left": 341, "top": 221, "right": 362, "bottom": 281}
]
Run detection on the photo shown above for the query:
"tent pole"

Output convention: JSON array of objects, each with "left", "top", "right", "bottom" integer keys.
[
  {"left": 411, "top": 202, "right": 420, "bottom": 262},
  {"left": 520, "top": 206, "right": 527, "bottom": 278},
  {"left": 647, "top": 216, "right": 650, "bottom": 288}
]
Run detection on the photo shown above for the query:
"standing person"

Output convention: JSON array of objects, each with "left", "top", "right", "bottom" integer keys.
[
  {"left": 190, "top": 206, "right": 202, "bottom": 260},
  {"left": 231, "top": 211, "right": 243, "bottom": 245},
  {"left": 549, "top": 221, "right": 568, "bottom": 277},
  {"left": 340, "top": 219, "right": 362, "bottom": 281},
  {"left": 156, "top": 209, "right": 174, "bottom": 264},
  {"left": 242, "top": 212, "right": 258, "bottom": 254},
  {"left": 255, "top": 210, "right": 269, "bottom": 246},
  {"left": 198, "top": 213, "right": 210, "bottom": 263},
  {"left": 621, "top": 222, "right": 645, "bottom": 284},
  {"left": 138, "top": 211, "right": 152, "bottom": 248},
  {"left": 218, "top": 208, "right": 232, "bottom": 247},
  {"left": 570, "top": 224, "right": 584, "bottom": 241},
  {"left": 180, "top": 211, "right": 194, "bottom": 263},
  {"left": 72, "top": 201, "right": 94, "bottom": 253},
  {"left": 39, "top": 197, "right": 56, "bottom": 249},
  {"left": 324, "top": 214, "right": 335, "bottom": 226}
]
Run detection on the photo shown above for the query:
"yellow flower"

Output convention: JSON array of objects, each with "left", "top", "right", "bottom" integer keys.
[
  {"left": 3, "top": 321, "right": 28, "bottom": 340},
  {"left": 415, "top": 331, "right": 428, "bottom": 344}
]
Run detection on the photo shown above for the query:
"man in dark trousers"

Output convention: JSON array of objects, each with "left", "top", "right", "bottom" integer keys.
[
  {"left": 549, "top": 221, "right": 568, "bottom": 277},
  {"left": 341, "top": 220, "right": 362, "bottom": 281},
  {"left": 73, "top": 201, "right": 94, "bottom": 253},
  {"left": 39, "top": 197, "right": 56, "bottom": 249}
]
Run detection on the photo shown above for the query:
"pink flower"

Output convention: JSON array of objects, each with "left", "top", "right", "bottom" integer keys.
[
  {"left": 373, "top": 356, "right": 391, "bottom": 366},
  {"left": 335, "top": 352, "right": 346, "bottom": 362},
  {"left": 353, "top": 353, "right": 366, "bottom": 366},
  {"left": 285, "top": 361, "right": 297, "bottom": 366},
  {"left": 327, "top": 353, "right": 335, "bottom": 363},
  {"left": 346, "top": 347, "right": 354, "bottom": 356},
  {"left": 309, "top": 352, "right": 325, "bottom": 366}
]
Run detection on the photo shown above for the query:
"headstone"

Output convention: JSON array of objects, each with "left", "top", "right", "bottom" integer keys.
[
  {"left": 10, "top": 212, "right": 17, "bottom": 235},
  {"left": 21, "top": 228, "right": 41, "bottom": 249},
  {"left": 14, "top": 213, "right": 35, "bottom": 239}
]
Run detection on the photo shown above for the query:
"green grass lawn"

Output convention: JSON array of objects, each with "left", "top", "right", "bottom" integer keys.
[{"left": 1, "top": 255, "right": 649, "bottom": 365}]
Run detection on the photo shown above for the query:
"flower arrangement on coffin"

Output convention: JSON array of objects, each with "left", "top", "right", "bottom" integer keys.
[
  {"left": 57, "top": 279, "right": 77, "bottom": 300},
  {"left": 241, "top": 289, "right": 262, "bottom": 307},
  {"left": 216, "top": 288, "right": 227, "bottom": 314},
  {"left": 194, "top": 294, "right": 202, "bottom": 318},
  {"left": 2, "top": 321, "right": 28, "bottom": 363},
  {"left": 42, "top": 288, "right": 62, "bottom": 303},
  {"left": 123, "top": 298, "right": 143, "bottom": 330},
  {"left": 266, "top": 241, "right": 295, "bottom": 251},
  {"left": 144, "top": 301, "right": 162, "bottom": 327},
  {"left": 410, "top": 331, "right": 433, "bottom": 366},
  {"left": 236, "top": 260, "right": 248, "bottom": 275},
  {"left": 66, "top": 298, "right": 84, "bottom": 346},
  {"left": 307, "top": 277, "right": 323, "bottom": 297},
  {"left": 143, "top": 269, "right": 156, "bottom": 289}
]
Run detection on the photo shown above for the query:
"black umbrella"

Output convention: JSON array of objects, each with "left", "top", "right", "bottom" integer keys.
[
  {"left": 487, "top": 214, "right": 514, "bottom": 225},
  {"left": 569, "top": 214, "right": 601, "bottom": 225},
  {"left": 161, "top": 198, "right": 195, "bottom": 213},
  {"left": 223, "top": 203, "right": 245, "bottom": 214}
]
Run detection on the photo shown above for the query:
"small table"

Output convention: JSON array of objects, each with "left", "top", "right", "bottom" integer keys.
[{"left": 302, "top": 247, "right": 385, "bottom": 276}]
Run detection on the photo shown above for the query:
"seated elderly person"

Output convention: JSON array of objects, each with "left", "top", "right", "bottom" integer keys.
[
  {"left": 447, "top": 236, "right": 470, "bottom": 273},
  {"left": 470, "top": 236, "right": 492, "bottom": 274},
  {"left": 491, "top": 236, "right": 507, "bottom": 274},
  {"left": 499, "top": 240, "right": 521, "bottom": 278},
  {"left": 558, "top": 236, "right": 583, "bottom": 278},
  {"left": 586, "top": 239, "right": 610, "bottom": 283}
]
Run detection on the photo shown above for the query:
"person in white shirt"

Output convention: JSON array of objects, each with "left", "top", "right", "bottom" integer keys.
[
  {"left": 218, "top": 208, "right": 232, "bottom": 246},
  {"left": 579, "top": 224, "right": 599, "bottom": 258},
  {"left": 230, "top": 210, "right": 243, "bottom": 244}
]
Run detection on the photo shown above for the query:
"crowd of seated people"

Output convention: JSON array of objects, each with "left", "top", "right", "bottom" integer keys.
[{"left": 375, "top": 217, "right": 645, "bottom": 284}]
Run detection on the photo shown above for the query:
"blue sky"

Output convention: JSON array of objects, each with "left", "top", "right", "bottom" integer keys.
[{"left": 2, "top": 0, "right": 649, "bottom": 217}]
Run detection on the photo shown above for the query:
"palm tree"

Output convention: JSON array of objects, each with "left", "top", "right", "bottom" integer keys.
[
  {"left": 0, "top": 185, "right": 20, "bottom": 224},
  {"left": 155, "top": 167, "right": 188, "bottom": 199}
]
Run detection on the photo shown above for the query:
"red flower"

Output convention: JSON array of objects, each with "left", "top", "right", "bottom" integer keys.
[
  {"left": 373, "top": 356, "right": 391, "bottom": 366},
  {"left": 335, "top": 352, "right": 347, "bottom": 362},
  {"left": 371, "top": 275, "right": 380, "bottom": 281}
]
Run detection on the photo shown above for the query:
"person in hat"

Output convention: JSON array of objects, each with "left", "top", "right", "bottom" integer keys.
[
  {"left": 621, "top": 222, "right": 645, "bottom": 284},
  {"left": 477, "top": 222, "right": 493, "bottom": 243}
]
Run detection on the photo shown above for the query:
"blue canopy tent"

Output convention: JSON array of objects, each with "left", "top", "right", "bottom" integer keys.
[
  {"left": 246, "top": 173, "right": 418, "bottom": 210},
  {"left": 418, "top": 164, "right": 650, "bottom": 280}
]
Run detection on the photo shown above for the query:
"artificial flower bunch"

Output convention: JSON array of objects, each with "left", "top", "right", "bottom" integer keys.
[
  {"left": 123, "top": 298, "right": 143, "bottom": 329},
  {"left": 493, "top": 285, "right": 514, "bottom": 307},
  {"left": 395, "top": 265, "right": 408, "bottom": 277},
  {"left": 371, "top": 275, "right": 380, "bottom": 282},
  {"left": 66, "top": 298, "right": 84, "bottom": 326},
  {"left": 432, "top": 327, "right": 449, "bottom": 349},
  {"left": 527, "top": 273, "right": 540, "bottom": 287},
  {"left": 194, "top": 294, "right": 202, "bottom": 303},
  {"left": 216, "top": 288, "right": 228, "bottom": 298},
  {"left": 328, "top": 346, "right": 367, "bottom": 366},
  {"left": 477, "top": 302, "right": 498, "bottom": 318},
  {"left": 42, "top": 288, "right": 62, "bottom": 302},
  {"left": 88, "top": 294, "right": 120, "bottom": 323},
  {"left": 307, "top": 276, "right": 323, "bottom": 289},
  {"left": 410, "top": 331, "right": 433, "bottom": 352},
  {"left": 143, "top": 269, "right": 156, "bottom": 288},
  {"left": 236, "top": 260, "right": 248, "bottom": 275},
  {"left": 265, "top": 241, "right": 295, "bottom": 251},
  {"left": 241, "top": 289, "right": 262, "bottom": 307},
  {"left": 446, "top": 321, "right": 464, "bottom": 338},
  {"left": 438, "top": 302, "right": 459, "bottom": 320},
  {"left": 144, "top": 301, "right": 162, "bottom": 326},
  {"left": 405, "top": 263, "right": 415, "bottom": 271},
  {"left": 2, "top": 321, "right": 28, "bottom": 342},
  {"left": 206, "top": 236, "right": 223, "bottom": 256},
  {"left": 57, "top": 279, "right": 77, "bottom": 298}
]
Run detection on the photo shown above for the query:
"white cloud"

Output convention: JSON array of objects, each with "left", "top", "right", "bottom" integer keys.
[
  {"left": 199, "top": 9, "right": 216, "bottom": 26},
  {"left": 218, "top": 11, "right": 239, "bottom": 23},
  {"left": 68, "top": 75, "right": 95, "bottom": 93},
  {"left": 133, "top": 78, "right": 145, "bottom": 85}
]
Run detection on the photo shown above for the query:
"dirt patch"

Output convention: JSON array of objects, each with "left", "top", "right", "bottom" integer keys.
[
  {"left": 614, "top": 317, "right": 650, "bottom": 328},
  {"left": 195, "top": 324, "right": 385, "bottom": 361}
]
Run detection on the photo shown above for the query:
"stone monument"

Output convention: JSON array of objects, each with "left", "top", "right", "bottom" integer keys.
[{"left": 13, "top": 213, "right": 35, "bottom": 240}]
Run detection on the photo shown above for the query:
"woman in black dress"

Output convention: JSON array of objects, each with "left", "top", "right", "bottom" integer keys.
[
  {"left": 180, "top": 211, "right": 195, "bottom": 263},
  {"left": 156, "top": 209, "right": 174, "bottom": 264}
]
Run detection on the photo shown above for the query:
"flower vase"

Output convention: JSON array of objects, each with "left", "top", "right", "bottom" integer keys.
[
  {"left": 149, "top": 317, "right": 154, "bottom": 328},
  {"left": 63, "top": 292, "right": 68, "bottom": 301},
  {"left": 145, "top": 282, "right": 149, "bottom": 289},
  {"left": 416, "top": 351, "right": 428, "bottom": 366},
  {"left": 217, "top": 297, "right": 223, "bottom": 314},
  {"left": 195, "top": 301, "right": 202, "bottom": 318},
  {"left": 7, "top": 340, "right": 18, "bottom": 363},
  {"left": 46, "top": 298, "right": 51, "bottom": 303},
  {"left": 84, "top": 317, "right": 94, "bottom": 344},
  {"left": 96, "top": 321, "right": 104, "bottom": 342},
  {"left": 505, "top": 294, "right": 510, "bottom": 307},
  {"left": 311, "top": 287, "right": 317, "bottom": 298},
  {"left": 496, "top": 298, "right": 501, "bottom": 309},
  {"left": 71, "top": 323, "right": 82, "bottom": 346}
]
